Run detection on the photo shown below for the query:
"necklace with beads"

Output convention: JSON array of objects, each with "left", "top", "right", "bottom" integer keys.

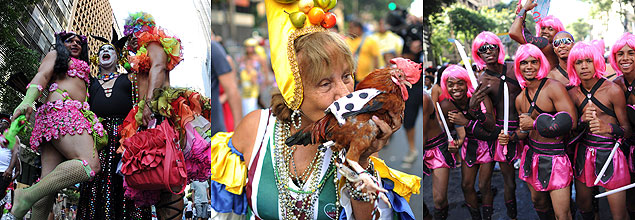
[
  {"left": 273, "top": 120, "right": 340, "bottom": 220},
  {"left": 98, "top": 72, "right": 119, "bottom": 81},
  {"left": 130, "top": 72, "right": 139, "bottom": 104},
  {"left": 97, "top": 72, "right": 120, "bottom": 97}
]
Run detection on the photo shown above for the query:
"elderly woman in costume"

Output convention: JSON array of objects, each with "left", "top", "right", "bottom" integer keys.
[
  {"left": 568, "top": 41, "right": 631, "bottom": 220},
  {"left": 9, "top": 31, "right": 106, "bottom": 219},
  {"left": 499, "top": 44, "right": 576, "bottom": 220},
  {"left": 116, "top": 12, "right": 211, "bottom": 220},
  {"left": 209, "top": 0, "right": 419, "bottom": 219},
  {"left": 76, "top": 35, "right": 151, "bottom": 219}
]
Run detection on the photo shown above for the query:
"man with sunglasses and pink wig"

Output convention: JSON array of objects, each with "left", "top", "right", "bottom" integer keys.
[
  {"left": 499, "top": 43, "right": 577, "bottom": 220},
  {"left": 509, "top": 0, "right": 564, "bottom": 69},
  {"left": 609, "top": 32, "right": 635, "bottom": 219},
  {"left": 547, "top": 31, "right": 576, "bottom": 87},
  {"left": 567, "top": 41, "right": 631, "bottom": 220},
  {"left": 470, "top": 31, "right": 522, "bottom": 220}
]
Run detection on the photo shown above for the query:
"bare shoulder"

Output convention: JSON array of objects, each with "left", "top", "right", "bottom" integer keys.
[
  {"left": 545, "top": 78, "right": 566, "bottom": 91},
  {"left": 605, "top": 79, "right": 625, "bottom": 95},
  {"left": 232, "top": 109, "right": 263, "bottom": 160},
  {"left": 439, "top": 99, "right": 455, "bottom": 111}
]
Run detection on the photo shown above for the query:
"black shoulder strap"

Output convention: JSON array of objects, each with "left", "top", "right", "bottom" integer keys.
[
  {"left": 485, "top": 64, "right": 519, "bottom": 106},
  {"left": 578, "top": 78, "right": 616, "bottom": 118},
  {"left": 624, "top": 78, "right": 635, "bottom": 100},
  {"left": 525, "top": 78, "right": 548, "bottom": 114},
  {"left": 354, "top": 35, "right": 367, "bottom": 56},
  {"left": 556, "top": 65, "right": 569, "bottom": 80},
  {"left": 450, "top": 100, "right": 472, "bottom": 119}
]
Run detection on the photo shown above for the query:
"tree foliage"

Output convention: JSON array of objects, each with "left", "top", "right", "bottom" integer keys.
[
  {"left": 568, "top": 18, "right": 591, "bottom": 41},
  {"left": 0, "top": 0, "right": 41, "bottom": 114},
  {"left": 447, "top": 7, "right": 496, "bottom": 46}
]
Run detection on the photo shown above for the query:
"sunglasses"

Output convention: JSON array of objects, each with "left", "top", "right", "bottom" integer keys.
[
  {"left": 553, "top": 38, "right": 573, "bottom": 48},
  {"left": 478, "top": 44, "right": 499, "bottom": 53}
]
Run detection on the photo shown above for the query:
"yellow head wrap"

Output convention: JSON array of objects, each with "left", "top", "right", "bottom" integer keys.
[{"left": 265, "top": 0, "right": 335, "bottom": 110}]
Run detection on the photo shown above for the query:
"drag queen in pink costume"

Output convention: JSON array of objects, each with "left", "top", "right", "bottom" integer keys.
[{"left": 9, "top": 31, "right": 106, "bottom": 219}]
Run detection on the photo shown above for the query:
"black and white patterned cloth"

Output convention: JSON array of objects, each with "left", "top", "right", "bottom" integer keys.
[{"left": 326, "top": 88, "right": 383, "bottom": 125}]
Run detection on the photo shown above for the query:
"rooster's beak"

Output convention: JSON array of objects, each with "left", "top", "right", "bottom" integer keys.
[{"left": 404, "top": 81, "right": 412, "bottom": 89}]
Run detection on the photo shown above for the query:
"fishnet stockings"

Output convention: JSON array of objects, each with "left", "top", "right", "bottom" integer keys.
[
  {"left": 29, "top": 194, "right": 54, "bottom": 220},
  {"left": 11, "top": 159, "right": 93, "bottom": 218}
]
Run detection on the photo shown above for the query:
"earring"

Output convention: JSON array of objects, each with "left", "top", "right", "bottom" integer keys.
[{"left": 291, "top": 109, "right": 302, "bottom": 130}]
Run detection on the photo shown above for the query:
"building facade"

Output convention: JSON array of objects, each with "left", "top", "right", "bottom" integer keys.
[{"left": 195, "top": 0, "right": 212, "bottom": 98}]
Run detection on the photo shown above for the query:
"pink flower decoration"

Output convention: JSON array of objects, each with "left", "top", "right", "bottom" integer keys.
[
  {"left": 82, "top": 160, "right": 89, "bottom": 166},
  {"left": 62, "top": 92, "right": 69, "bottom": 98},
  {"left": 49, "top": 83, "right": 58, "bottom": 92},
  {"left": 83, "top": 102, "right": 90, "bottom": 111},
  {"left": 74, "top": 101, "right": 82, "bottom": 110},
  {"left": 54, "top": 100, "right": 64, "bottom": 110}
]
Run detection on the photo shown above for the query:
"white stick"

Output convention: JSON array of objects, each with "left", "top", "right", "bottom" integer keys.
[
  {"left": 503, "top": 83, "right": 509, "bottom": 134},
  {"left": 595, "top": 182, "right": 635, "bottom": 198},
  {"left": 436, "top": 102, "right": 454, "bottom": 143},
  {"left": 448, "top": 39, "right": 478, "bottom": 90},
  {"left": 593, "top": 141, "right": 620, "bottom": 185}
]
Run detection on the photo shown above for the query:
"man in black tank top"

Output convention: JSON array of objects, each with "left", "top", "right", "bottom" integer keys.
[{"left": 547, "top": 31, "right": 575, "bottom": 87}]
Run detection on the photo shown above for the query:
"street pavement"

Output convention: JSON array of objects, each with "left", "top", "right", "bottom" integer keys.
[{"left": 378, "top": 109, "right": 614, "bottom": 220}]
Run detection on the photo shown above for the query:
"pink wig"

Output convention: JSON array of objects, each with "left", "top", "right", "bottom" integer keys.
[
  {"left": 567, "top": 41, "right": 606, "bottom": 86},
  {"left": 471, "top": 31, "right": 506, "bottom": 69},
  {"left": 535, "top": 15, "right": 564, "bottom": 37},
  {"left": 609, "top": 33, "right": 635, "bottom": 76},
  {"left": 440, "top": 65, "right": 474, "bottom": 101},
  {"left": 513, "top": 44, "right": 551, "bottom": 88},
  {"left": 591, "top": 39, "right": 605, "bottom": 54}
]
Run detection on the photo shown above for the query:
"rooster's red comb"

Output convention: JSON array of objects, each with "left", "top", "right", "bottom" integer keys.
[{"left": 390, "top": 58, "right": 422, "bottom": 84}]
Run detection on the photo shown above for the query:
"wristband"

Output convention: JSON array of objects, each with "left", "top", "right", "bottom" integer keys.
[
  {"left": 517, "top": 8, "right": 526, "bottom": 17},
  {"left": 26, "top": 83, "right": 43, "bottom": 92},
  {"left": 469, "top": 108, "right": 487, "bottom": 122},
  {"left": 610, "top": 123, "right": 625, "bottom": 138}
]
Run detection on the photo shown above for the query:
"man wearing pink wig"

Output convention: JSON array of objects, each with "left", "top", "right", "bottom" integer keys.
[
  {"left": 438, "top": 65, "right": 497, "bottom": 220},
  {"left": 509, "top": 0, "right": 564, "bottom": 69},
  {"left": 499, "top": 44, "right": 577, "bottom": 220},
  {"left": 609, "top": 32, "right": 635, "bottom": 219},
  {"left": 470, "top": 31, "right": 522, "bottom": 220},
  {"left": 568, "top": 41, "right": 631, "bottom": 220}
]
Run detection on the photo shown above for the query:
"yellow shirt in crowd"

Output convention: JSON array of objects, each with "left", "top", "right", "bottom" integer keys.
[
  {"left": 346, "top": 36, "right": 380, "bottom": 82},
  {"left": 370, "top": 31, "right": 403, "bottom": 67}
]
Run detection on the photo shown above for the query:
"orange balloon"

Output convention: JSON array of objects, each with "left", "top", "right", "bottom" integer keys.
[{"left": 308, "top": 7, "right": 325, "bottom": 25}]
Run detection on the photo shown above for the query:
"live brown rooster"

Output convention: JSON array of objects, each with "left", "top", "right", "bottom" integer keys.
[{"left": 285, "top": 58, "right": 421, "bottom": 195}]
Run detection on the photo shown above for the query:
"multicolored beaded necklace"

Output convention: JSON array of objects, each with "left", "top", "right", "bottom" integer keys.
[{"left": 98, "top": 72, "right": 120, "bottom": 81}]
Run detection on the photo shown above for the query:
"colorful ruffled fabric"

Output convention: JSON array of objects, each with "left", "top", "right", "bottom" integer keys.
[
  {"left": 68, "top": 57, "right": 91, "bottom": 84},
  {"left": 30, "top": 86, "right": 105, "bottom": 151},
  {"left": 129, "top": 27, "right": 183, "bottom": 73},
  {"left": 370, "top": 156, "right": 421, "bottom": 202},
  {"left": 209, "top": 132, "right": 248, "bottom": 215},
  {"left": 210, "top": 132, "right": 247, "bottom": 195},
  {"left": 124, "top": 12, "right": 156, "bottom": 36}
]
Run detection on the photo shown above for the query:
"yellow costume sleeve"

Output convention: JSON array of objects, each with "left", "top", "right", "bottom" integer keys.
[
  {"left": 210, "top": 132, "right": 248, "bottom": 195},
  {"left": 371, "top": 156, "right": 421, "bottom": 202}
]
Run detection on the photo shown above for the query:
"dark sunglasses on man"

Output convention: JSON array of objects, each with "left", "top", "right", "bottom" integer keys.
[
  {"left": 478, "top": 44, "right": 499, "bottom": 54},
  {"left": 553, "top": 38, "right": 574, "bottom": 48}
]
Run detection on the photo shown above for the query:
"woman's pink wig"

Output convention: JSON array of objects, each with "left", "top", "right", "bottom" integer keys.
[
  {"left": 513, "top": 44, "right": 551, "bottom": 88},
  {"left": 535, "top": 15, "right": 564, "bottom": 38},
  {"left": 567, "top": 41, "right": 606, "bottom": 86},
  {"left": 609, "top": 33, "right": 635, "bottom": 76},
  {"left": 440, "top": 65, "right": 474, "bottom": 101},
  {"left": 471, "top": 31, "right": 506, "bottom": 69}
]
